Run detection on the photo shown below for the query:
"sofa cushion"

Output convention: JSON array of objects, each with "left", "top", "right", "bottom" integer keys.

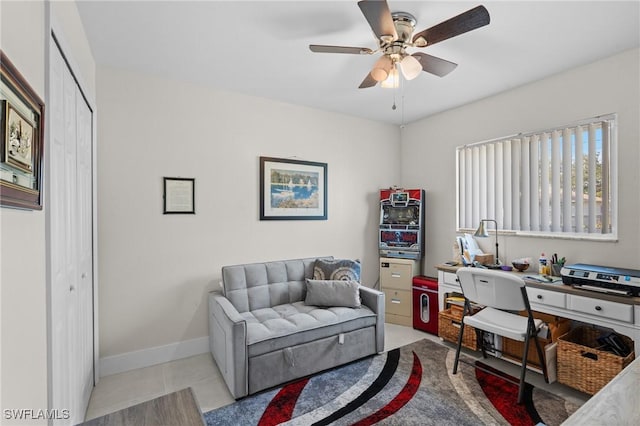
[
  {"left": 313, "top": 258, "right": 361, "bottom": 281},
  {"left": 305, "top": 279, "right": 361, "bottom": 308},
  {"left": 242, "top": 301, "right": 376, "bottom": 357}
]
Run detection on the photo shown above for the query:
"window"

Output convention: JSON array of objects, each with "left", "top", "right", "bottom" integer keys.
[{"left": 457, "top": 114, "right": 616, "bottom": 239}]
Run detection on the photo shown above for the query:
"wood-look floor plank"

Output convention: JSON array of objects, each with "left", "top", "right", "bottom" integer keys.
[{"left": 81, "top": 388, "right": 205, "bottom": 426}]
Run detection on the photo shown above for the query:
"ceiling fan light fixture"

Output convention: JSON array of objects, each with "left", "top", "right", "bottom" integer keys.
[
  {"left": 381, "top": 63, "right": 400, "bottom": 88},
  {"left": 371, "top": 68, "right": 388, "bottom": 82},
  {"left": 413, "top": 36, "right": 427, "bottom": 48},
  {"left": 371, "top": 56, "right": 393, "bottom": 81},
  {"left": 400, "top": 55, "right": 422, "bottom": 80},
  {"left": 371, "top": 69, "right": 387, "bottom": 82}
]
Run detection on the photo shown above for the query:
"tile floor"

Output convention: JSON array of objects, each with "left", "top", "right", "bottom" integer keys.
[{"left": 84, "top": 323, "right": 589, "bottom": 421}]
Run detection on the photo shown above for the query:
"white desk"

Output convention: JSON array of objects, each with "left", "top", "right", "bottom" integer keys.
[{"left": 436, "top": 264, "right": 640, "bottom": 354}]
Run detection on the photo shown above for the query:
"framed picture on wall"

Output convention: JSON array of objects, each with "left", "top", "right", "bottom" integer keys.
[
  {"left": 2, "top": 100, "right": 35, "bottom": 173},
  {"left": 0, "top": 50, "right": 45, "bottom": 210},
  {"left": 163, "top": 177, "right": 195, "bottom": 214},
  {"left": 260, "top": 156, "right": 327, "bottom": 220}
]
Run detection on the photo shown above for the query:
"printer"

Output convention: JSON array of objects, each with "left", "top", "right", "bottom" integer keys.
[{"left": 561, "top": 263, "right": 640, "bottom": 297}]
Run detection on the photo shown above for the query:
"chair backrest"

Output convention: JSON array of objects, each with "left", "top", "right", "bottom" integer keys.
[{"left": 456, "top": 267, "right": 528, "bottom": 311}]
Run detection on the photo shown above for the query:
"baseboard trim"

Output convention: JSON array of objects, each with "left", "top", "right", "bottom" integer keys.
[{"left": 99, "top": 336, "right": 210, "bottom": 377}]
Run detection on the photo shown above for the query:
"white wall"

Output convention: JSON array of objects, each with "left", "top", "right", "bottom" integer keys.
[
  {"left": 0, "top": 0, "right": 95, "bottom": 422},
  {"left": 1, "top": 1, "right": 48, "bottom": 422},
  {"left": 401, "top": 48, "right": 640, "bottom": 276},
  {"left": 96, "top": 66, "right": 400, "bottom": 363}
]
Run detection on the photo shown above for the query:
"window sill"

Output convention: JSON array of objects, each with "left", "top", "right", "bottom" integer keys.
[
  {"left": 514, "top": 231, "right": 618, "bottom": 242},
  {"left": 457, "top": 228, "right": 618, "bottom": 242}
]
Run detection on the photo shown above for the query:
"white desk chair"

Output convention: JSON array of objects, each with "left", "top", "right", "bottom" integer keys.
[{"left": 452, "top": 267, "right": 549, "bottom": 404}]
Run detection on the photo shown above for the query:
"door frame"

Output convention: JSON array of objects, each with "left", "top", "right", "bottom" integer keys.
[{"left": 45, "top": 6, "right": 100, "bottom": 418}]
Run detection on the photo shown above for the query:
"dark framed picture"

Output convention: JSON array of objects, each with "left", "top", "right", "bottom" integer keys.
[
  {"left": 260, "top": 156, "right": 327, "bottom": 220},
  {"left": 163, "top": 177, "right": 195, "bottom": 214},
  {"left": 0, "top": 50, "right": 45, "bottom": 210},
  {"left": 2, "top": 100, "right": 34, "bottom": 173}
]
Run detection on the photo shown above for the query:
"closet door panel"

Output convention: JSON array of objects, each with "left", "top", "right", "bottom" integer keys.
[
  {"left": 49, "top": 38, "right": 94, "bottom": 425},
  {"left": 49, "top": 37, "right": 71, "bottom": 416},
  {"left": 76, "top": 86, "right": 94, "bottom": 412},
  {"left": 63, "top": 64, "right": 80, "bottom": 423}
]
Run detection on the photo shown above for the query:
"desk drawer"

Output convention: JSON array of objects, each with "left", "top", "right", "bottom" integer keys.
[
  {"left": 568, "top": 295, "right": 634, "bottom": 323},
  {"left": 526, "top": 287, "right": 566, "bottom": 308},
  {"left": 384, "top": 289, "right": 411, "bottom": 317},
  {"left": 442, "top": 272, "right": 459, "bottom": 286}
]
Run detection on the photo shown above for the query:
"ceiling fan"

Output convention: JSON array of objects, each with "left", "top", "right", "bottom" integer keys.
[{"left": 309, "top": 0, "right": 490, "bottom": 89}]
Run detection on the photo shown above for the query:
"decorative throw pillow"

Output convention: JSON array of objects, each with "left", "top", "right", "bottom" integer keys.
[
  {"left": 313, "top": 258, "right": 361, "bottom": 282},
  {"left": 305, "top": 279, "right": 361, "bottom": 308}
]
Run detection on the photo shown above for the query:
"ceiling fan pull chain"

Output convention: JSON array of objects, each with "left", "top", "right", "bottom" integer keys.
[{"left": 401, "top": 78, "right": 406, "bottom": 125}]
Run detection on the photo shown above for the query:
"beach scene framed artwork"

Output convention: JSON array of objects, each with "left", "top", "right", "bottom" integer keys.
[{"left": 259, "top": 156, "right": 327, "bottom": 220}]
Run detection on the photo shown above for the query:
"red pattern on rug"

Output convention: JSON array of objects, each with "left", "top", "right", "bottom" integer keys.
[
  {"left": 204, "top": 340, "right": 574, "bottom": 426},
  {"left": 475, "top": 364, "right": 535, "bottom": 426},
  {"left": 257, "top": 377, "right": 310, "bottom": 426},
  {"left": 351, "top": 351, "right": 423, "bottom": 426}
]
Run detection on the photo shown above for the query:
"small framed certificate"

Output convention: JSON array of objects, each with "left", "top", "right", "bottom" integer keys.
[{"left": 163, "top": 177, "right": 195, "bottom": 214}]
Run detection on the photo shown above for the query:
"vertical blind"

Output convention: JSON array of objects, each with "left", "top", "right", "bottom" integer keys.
[{"left": 457, "top": 115, "right": 616, "bottom": 236}]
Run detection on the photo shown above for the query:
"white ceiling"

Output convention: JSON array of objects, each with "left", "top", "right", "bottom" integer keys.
[{"left": 76, "top": 0, "right": 640, "bottom": 125}]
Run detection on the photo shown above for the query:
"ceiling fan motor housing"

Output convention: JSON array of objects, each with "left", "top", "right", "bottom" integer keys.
[
  {"left": 381, "top": 12, "right": 417, "bottom": 62},
  {"left": 391, "top": 11, "right": 417, "bottom": 42}
]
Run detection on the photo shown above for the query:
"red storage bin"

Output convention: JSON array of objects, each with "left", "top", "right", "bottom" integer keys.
[{"left": 412, "top": 276, "right": 439, "bottom": 335}]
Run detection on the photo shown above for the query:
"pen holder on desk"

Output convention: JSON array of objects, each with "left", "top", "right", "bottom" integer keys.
[{"left": 551, "top": 264, "right": 563, "bottom": 277}]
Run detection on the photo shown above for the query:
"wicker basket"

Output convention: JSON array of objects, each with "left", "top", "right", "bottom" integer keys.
[
  {"left": 438, "top": 308, "right": 477, "bottom": 351},
  {"left": 557, "top": 326, "right": 635, "bottom": 395}
]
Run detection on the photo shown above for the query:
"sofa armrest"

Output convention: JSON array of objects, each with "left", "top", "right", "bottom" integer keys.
[
  {"left": 208, "top": 291, "right": 248, "bottom": 398},
  {"left": 360, "top": 286, "right": 385, "bottom": 353}
]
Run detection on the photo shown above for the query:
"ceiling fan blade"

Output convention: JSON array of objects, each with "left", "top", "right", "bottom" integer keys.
[
  {"left": 412, "top": 53, "right": 458, "bottom": 77},
  {"left": 412, "top": 5, "right": 490, "bottom": 47},
  {"left": 359, "top": 72, "right": 378, "bottom": 89},
  {"left": 357, "top": 0, "right": 398, "bottom": 42},
  {"left": 309, "top": 44, "right": 373, "bottom": 54}
]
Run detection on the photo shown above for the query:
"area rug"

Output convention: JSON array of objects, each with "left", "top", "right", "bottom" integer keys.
[{"left": 204, "top": 339, "right": 578, "bottom": 425}]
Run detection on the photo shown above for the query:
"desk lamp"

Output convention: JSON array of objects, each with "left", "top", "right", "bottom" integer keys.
[{"left": 474, "top": 219, "right": 501, "bottom": 268}]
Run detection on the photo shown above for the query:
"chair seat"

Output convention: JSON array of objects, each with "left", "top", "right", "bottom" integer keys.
[{"left": 463, "top": 307, "right": 543, "bottom": 341}]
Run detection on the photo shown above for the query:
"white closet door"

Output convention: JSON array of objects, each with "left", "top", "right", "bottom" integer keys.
[
  {"left": 49, "top": 37, "right": 94, "bottom": 425},
  {"left": 63, "top": 49, "right": 80, "bottom": 425},
  {"left": 50, "top": 34, "right": 71, "bottom": 421},
  {"left": 75, "top": 84, "right": 94, "bottom": 415}
]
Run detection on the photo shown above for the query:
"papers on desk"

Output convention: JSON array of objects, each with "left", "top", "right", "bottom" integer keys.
[{"left": 524, "top": 274, "right": 563, "bottom": 284}]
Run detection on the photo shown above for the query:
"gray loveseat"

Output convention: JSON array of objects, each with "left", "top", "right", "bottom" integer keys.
[{"left": 208, "top": 257, "right": 385, "bottom": 399}]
